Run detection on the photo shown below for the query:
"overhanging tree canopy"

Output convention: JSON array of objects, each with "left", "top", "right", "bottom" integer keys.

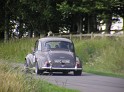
[{"left": 0, "top": 0, "right": 123, "bottom": 41}]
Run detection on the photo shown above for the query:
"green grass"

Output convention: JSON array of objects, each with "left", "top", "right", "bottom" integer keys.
[
  {"left": 0, "top": 61, "right": 79, "bottom": 92},
  {"left": 0, "top": 38, "right": 37, "bottom": 62},
  {"left": 73, "top": 37, "right": 124, "bottom": 78},
  {"left": 0, "top": 38, "right": 79, "bottom": 92},
  {"left": 0, "top": 37, "right": 124, "bottom": 78}
]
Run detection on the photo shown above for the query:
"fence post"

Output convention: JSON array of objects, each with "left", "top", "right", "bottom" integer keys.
[
  {"left": 91, "top": 32, "right": 94, "bottom": 39},
  {"left": 80, "top": 33, "right": 82, "bottom": 40},
  {"left": 102, "top": 33, "right": 105, "bottom": 39},
  {"left": 59, "top": 33, "right": 62, "bottom": 37},
  {"left": 52, "top": 33, "right": 55, "bottom": 37}
]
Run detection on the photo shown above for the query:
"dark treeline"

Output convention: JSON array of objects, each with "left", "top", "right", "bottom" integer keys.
[{"left": 0, "top": 0, "right": 123, "bottom": 41}]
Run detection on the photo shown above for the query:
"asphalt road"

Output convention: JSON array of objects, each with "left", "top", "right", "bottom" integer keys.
[
  {"left": 34, "top": 72, "right": 124, "bottom": 92},
  {"left": 15, "top": 63, "right": 124, "bottom": 92}
]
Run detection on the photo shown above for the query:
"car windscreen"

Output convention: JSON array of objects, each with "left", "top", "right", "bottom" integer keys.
[{"left": 45, "top": 41, "right": 74, "bottom": 52}]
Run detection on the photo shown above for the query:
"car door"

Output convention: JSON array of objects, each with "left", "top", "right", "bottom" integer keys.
[{"left": 33, "top": 40, "right": 45, "bottom": 67}]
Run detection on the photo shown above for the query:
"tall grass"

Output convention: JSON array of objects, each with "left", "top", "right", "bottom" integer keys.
[
  {"left": 0, "top": 61, "right": 79, "bottom": 92},
  {"left": 0, "top": 62, "right": 38, "bottom": 92},
  {"left": 0, "top": 37, "right": 124, "bottom": 77},
  {"left": 0, "top": 38, "right": 79, "bottom": 92},
  {"left": 0, "top": 38, "right": 37, "bottom": 62},
  {"left": 74, "top": 38, "right": 110, "bottom": 62},
  {"left": 73, "top": 37, "right": 124, "bottom": 77}
]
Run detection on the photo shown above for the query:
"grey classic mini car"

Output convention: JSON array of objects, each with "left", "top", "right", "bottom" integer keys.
[{"left": 24, "top": 37, "right": 82, "bottom": 75}]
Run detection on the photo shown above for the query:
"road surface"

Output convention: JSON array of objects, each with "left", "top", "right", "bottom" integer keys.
[
  {"left": 34, "top": 72, "right": 124, "bottom": 92},
  {"left": 16, "top": 63, "right": 124, "bottom": 92}
]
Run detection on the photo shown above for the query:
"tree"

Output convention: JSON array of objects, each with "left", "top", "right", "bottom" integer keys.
[
  {"left": 57, "top": 0, "right": 99, "bottom": 33},
  {"left": 0, "top": 0, "right": 5, "bottom": 40},
  {"left": 0, "top": 0, "right": 123, "bottom": 41},
  {"left": 96, "top": 0, "right": 124, "bottom": 33},
  {"left": 57, "top": 0, "right": 124, "bottom": 33}
]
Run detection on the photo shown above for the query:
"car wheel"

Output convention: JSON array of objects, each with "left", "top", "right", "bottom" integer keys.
[
  {"left": 35, "top": 62, "right": 43, "bottom": 75},
  {"left": 74, "top": 70, "right": 82, "bottom": 76}
]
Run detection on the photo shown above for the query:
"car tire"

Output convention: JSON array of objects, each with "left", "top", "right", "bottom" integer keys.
[
  {"left": 74, "top": 70, "right": 82, "bottom": 76},
  {"left": 35, "top": 62, "right": 43, "bottom": 75}
]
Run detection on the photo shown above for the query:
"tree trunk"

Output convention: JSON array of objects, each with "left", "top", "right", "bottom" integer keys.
[
  {"left": 88, "top": 14, "right": 97, "bottom": 33},
  {"left": 76, "top": 14, "right": 82, "bottom": 33},
  {"left": 18, "top": 17, "right": 23, "bottom": 38},
  {"left": 93, "top": 14, "right": 98, "bottom": 33},
  {"left": 4, "top": 4, "right": 9, "bottom": 42},
  {"left": 105, "top": 13, "right": 112, "bottom": 33},
  {"left": 70, "top": 14, "right": 82, "bottom": 33},
  {"left": 28, "top": 29, "right": 33, "bottom": 38},
  {"left": 84, "top": 15, "right": 88, "bottom": 34},
  {"left": 0, "top": 31, "right": 4, "bottom": 40},
  {"left": 87, "top": 15, "right": 90, "bottom": 33}
]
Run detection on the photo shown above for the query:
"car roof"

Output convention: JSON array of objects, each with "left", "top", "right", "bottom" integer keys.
[{"left": 38, "top": 37, "right": 72, "bottom": 43}]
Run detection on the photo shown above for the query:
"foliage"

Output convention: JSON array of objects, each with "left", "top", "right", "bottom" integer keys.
[
  {"left": 0, "top": 38, "right": 37, "bottom": 62},
  {"left": 57, "top": 0, "right": 124, "bottom": 33},
  {"left": 0, "top": 62, "right": 79, "bottom": 92},
  {"left": 0, "top": 0, "right": 123, "bottom": 41},
  {"left": 0, "top": 37, "right": 124, "bottom": 78},
  {"left": 73, "top": 37, "right": 124, "bottom": 77}
]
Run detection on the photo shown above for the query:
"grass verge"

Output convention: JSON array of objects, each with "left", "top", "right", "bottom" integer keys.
[
  {"left": 0, "top": 38, "right": 36, "bottom": 62},
  {"left": 0, "top": 37, "right": 124, "bottom": 79},
  {"left": 74, "top": 37, "right": 124, "bottom": 78},
  {"left": 0, "top": 61, "right": 79, "bottom": 92}
]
